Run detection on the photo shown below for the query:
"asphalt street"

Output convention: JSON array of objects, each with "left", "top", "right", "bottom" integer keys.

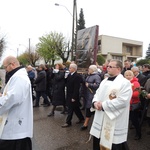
[{"left": 32, "top": 104, "right": 150, "bottom": 150}]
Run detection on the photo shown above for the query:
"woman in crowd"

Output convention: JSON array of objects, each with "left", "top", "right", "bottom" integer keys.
[
  {"left": 80, "top": 65, "right": 101, "bottom": 130},
  {"left": 124, "top": 70, "right": 141, "bottom": 140},
  {"left": 34, "top": 64, "right": 50, "bottom": 107},
  {"left": 48, "top": 63, "right": 66, "bottom": 116}
]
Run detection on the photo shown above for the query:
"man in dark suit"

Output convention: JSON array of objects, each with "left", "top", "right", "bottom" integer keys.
[
  {"left": 121, "top": 60, "right": 132, "bottom": 76},
  {"left": 131, "top": 66, "right": 145, "bottom": 86},
  {"left": 142, "top": 64, "right": 150, "bottom": 76},
  {"left": 62, "top": 63, "right": 84, "bottom": 127},
  {"left": 140, "top": 64, "right": 150, "bottom": 86}
]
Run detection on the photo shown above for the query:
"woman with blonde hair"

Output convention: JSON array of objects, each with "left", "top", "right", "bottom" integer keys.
[{"left": 124, "top": 70, "right": 141, "bottom": 140}]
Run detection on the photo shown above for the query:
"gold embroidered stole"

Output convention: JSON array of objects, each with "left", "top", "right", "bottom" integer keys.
[
  {"left": 100, "top": 75, "right": 122, "bottom": 149},
  {"left": 100, "top": 145, "right": 111, "bottom": 150},
  {"left": 100, "top": 113, "right": 116, "bottom": 150}
]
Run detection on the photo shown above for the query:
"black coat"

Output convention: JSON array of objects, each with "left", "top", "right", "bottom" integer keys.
[
  {"left": 66, "top": 72, "right": 81, "bottom": 107},
  {"left": 45, "top": 68, "right": 53, "bottom": 89},
  {"left": 34, "top": 70, "right": 47, "bottom": 92},
  {"left": 51, "top": 70, "right": 66, "bottom": 106}
]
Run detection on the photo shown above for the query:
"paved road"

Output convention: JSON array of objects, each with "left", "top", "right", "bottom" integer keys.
[
  {"left": 32, "top": 105, "right": 92, "bottom": 150},
  {"left": 32, "top": 104, "right": 150, "bottom": 150}
]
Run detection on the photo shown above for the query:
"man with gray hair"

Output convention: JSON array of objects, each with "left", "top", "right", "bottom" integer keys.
[
  {"left": 62, "top": 63, "right": 84, "bottom": 128},
  {"left": 131, "top": 66, "right": 145, "bottom": 86}
]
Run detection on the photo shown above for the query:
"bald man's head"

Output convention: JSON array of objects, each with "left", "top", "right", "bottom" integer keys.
[{"left": 3, "top": 56, "right": 20, "bottom": 72}]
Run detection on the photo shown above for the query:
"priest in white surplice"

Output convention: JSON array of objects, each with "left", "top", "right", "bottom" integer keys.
[
  {"left": 90, "top": 59, "right": 132, "bottom": 150},
  {"left": 0, "top": 56, "right": 33, "bottom": 150}
]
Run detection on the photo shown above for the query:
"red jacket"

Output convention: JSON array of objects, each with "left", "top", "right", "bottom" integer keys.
[{"left": 130, "top": 77, "right": 140, "bottom": 105}]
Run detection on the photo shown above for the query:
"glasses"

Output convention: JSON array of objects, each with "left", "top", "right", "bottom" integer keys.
[
  {"left": 3, "top": 63, "right": 11, "bottom": 69},
  {"left": 107, "top": 65, "right": 118, "bottom": 69}
]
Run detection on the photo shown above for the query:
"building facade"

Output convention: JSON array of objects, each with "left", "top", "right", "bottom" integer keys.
[{"left": 98, "top": 35, "right": 143, "bottom": 62}]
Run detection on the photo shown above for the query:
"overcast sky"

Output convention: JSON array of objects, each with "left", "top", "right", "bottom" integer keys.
[{"left": 0, "top": 0, "right": 150, "bottom": 62}]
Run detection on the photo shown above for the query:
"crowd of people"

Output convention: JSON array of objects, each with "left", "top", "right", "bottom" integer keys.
[
  {"left": 28, "top": 59, "right": 150, "bottom": 149},
  {"left": 0, "top": 55, "right": 150, "bottom": 150}
]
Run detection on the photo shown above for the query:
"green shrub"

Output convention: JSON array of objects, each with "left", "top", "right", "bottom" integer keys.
[{"left": 97, "top": 55, "right": 105, "bottom": 65}]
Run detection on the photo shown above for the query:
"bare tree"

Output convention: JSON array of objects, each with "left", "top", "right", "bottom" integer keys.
[
  {"left": 28, "top": 51, "right": 40, "bottom": 66},
  {"left": 18, "top": 47, "right": 40, "bottom": 66},
  {"left": 0, "top": 34, "right": 6, "bottom": 59}
]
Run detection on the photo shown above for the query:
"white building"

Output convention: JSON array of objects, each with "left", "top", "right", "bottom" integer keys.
[{"left": 98, "top": 35, "right": 143, "bottom": 62}]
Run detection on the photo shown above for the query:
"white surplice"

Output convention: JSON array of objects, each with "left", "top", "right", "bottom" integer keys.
[
  {"left": 90, "top": 74, "right": 132, "bottom": 149},
  {"left": 0, "top": 68, "right": 33, "bottom": 139}
]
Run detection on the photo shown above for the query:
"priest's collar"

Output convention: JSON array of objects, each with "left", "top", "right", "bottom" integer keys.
[
  {"left": 5, "top": 66, "right": 24, "bottom": 84},
  {"left": 107, "top": 76, "right": 117, "bottom": 81}
]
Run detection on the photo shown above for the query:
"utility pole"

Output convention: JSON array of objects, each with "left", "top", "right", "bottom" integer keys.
[
  {"left": 71, "top": 0, "right": 77, "bottom": 61},
  {"left": 29, "top": 38, "right": 31, "bottom": 53},
  {"left": 17, "top": 48, "right": 19, "bottom": 58},
  {"left": 54, "top": 1, "right": 77, "bottom": 61}
]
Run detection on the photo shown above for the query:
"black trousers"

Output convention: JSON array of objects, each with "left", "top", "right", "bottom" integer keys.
[
  {"left": 66, "top": 105, "right": 84, "bottom": 125},
  {"left": 93, "top": 136, "right": 129, "bottom": 150},
  {"left": 35, "top": 91, "right": 50, "bottom": 106},
  {"left": 0, "top": 137, "right": 32, "bottom": 150},
  {"left": 130, "top": 110, "right": 141, "bottom": 137}
]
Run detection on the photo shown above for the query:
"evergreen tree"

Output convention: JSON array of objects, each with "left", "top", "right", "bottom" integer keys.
[
  {"left": 146, "top": 43, "right": 150, "bottom": 59},
  {"left": 77, "top": 8, "right": 86, "bottom": 30}
]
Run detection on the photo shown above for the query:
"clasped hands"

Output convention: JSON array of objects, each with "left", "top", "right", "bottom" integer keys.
[{"left": 94, "top": 101, "right": 103, "bottom": 111}]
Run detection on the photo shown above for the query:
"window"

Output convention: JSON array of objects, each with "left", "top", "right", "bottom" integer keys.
[
  {"left": 112, "top": 56, "right": 122, "bottom": 61},
  {"left": 126, "top": 46, "right": 132, "bottom": 54}
]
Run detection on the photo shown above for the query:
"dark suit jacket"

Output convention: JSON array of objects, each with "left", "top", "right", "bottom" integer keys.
[
  {"left": 66, "top": 72, "right": 81, "bottom": 107},
  {"left": 136, "top": 73, "right": 145, "bottom": 86}
]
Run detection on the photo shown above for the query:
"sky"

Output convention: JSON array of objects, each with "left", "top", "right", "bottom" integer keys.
[{"left": 0, "top": 0, "right": 150, "bottom": 63}]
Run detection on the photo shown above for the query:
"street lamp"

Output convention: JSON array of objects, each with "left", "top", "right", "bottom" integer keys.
[
  {"left": 55, "top": 1, "right": 77, "bottom": 61},
  {"left": 55, "top": 3, "right": 73, "bottom": 17}
]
